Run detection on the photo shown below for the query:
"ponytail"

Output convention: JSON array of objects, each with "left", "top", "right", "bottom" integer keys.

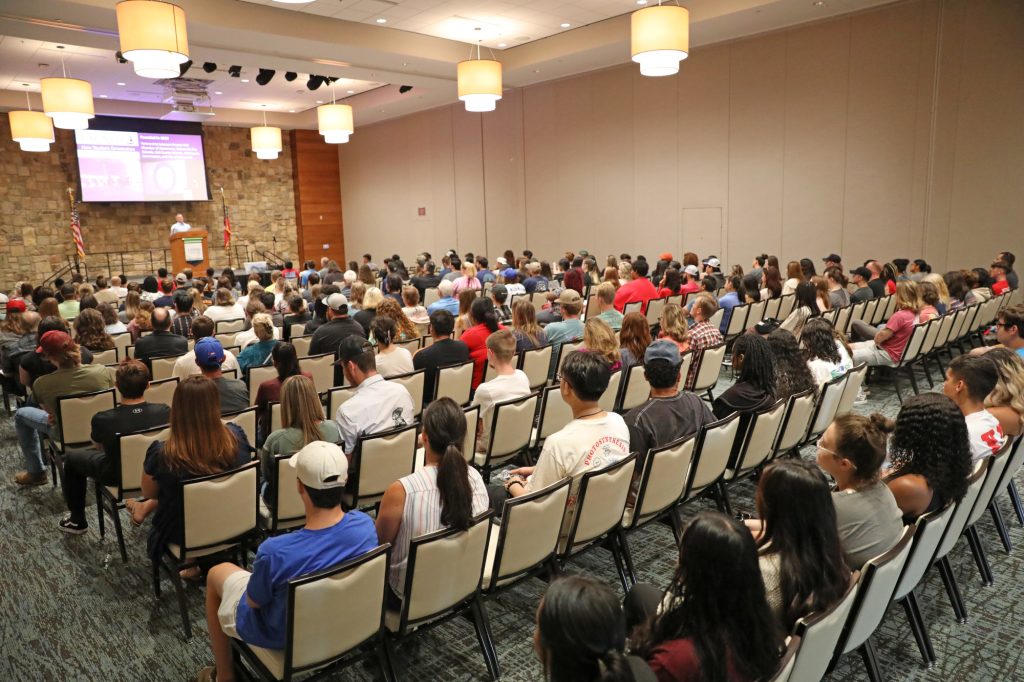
[{"left": 423, "top": 397, "right": 474, "bottom": 531}]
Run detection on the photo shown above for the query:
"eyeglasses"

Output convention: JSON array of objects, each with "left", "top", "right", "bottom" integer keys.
[{"left": 817, "top": 438, "right": 840, "bottom": 458}]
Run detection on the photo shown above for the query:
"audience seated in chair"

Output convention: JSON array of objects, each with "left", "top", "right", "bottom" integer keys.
[
  {"left": 413, "top": 309, "right": 470, "bottom": 402},
  {"left": 712, "top": 334, "right": 776, "bottom": 465},
  {"left": 816, "top": 414, "right": 904, "bottom": 568},
  {"left": 625, "top": 512, "right": 783, "bottom": 682},
  {"left": 978, "top": 347, "right": 1024, "bottom": 437},
  {"left": 333, "top": 335, "right": 414, "bottom": 455},
  {"left": 801, "top": 318, "right": 853, "bottom": 388},
  {"left": 191, "top": 337, "right": 249, "bottom": 415},
  {"left": 510, "top": 299, "right": 548, "bottom": 352},
  {"left": 254, "top": 343, "right": 312, "bottom": 439},
  {"left": 494, "top": 351, "right": 630, "bottom": 538},
  {"left": 375, "top": 397, "right": 489, "bottom": 606},
  {"left": 13, "top": 329, "right": 113, "bottom": 486},
  {"left": 883, "top": 393, "right": 972, "bottom": 524},
  {"left": 171, "top": 316, "right": 241, "bottom": 380},
  {"left": 471, "top": 330, "right": 531, "bottom": 453},
  {"left": 848, "top": 280, "right": 919, "bottom": 368},
  {"left": 581, "top": 318, "right": 621, "bottom": 372},
  {"left": 134, "top": 308, "right": 188, "bottom": 367},
  {"left": 58, "top": 359, "right": 170, "bottom": 534},
  {"left": 942, "top": 354, "right": 1007, "bottom": 461},
  {"left": 236, "top": 313, "right": 278, "bottom": 375},
  {"left": 73, "top": 308, "right": 115, "bottom": 353},
  {"left": 371, "top": 316, "right": 414, "bottom": 378},
  {"left": 260, "top": 375, "right": 341, "bottom": 491},
  {"left": 197, "top": 441, "right": 379, "bottom": 682},
  {"left": 766, "top": 329, "right": 818, "bottom": 402},
  {"left": 461, "top": 298, "right": 505, "bottom": 390},
  {"left": 128, "top": 375, "right": 252, "bottom": 569},
  {"left": 683, "top": 294, "right": 722, "bottom": 390},
  {"left": 614, "top": 258, "right": 658, "bottom": 314}
]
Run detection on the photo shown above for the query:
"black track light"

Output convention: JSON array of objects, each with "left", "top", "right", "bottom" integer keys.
[
  {"left": 256, "top": 68, "right": 275, "bottom": 86},
  {"left": 284, "top": 71, "right": 297, "bottom": 82},
  {"left": 203, "top": 61, "right": 217, "bottom": 73},
  {"left": 306, "top": 75, "right": 324, "bottom": 91},
  {"left": 399, "top": 85, "right": 412, "bottom": 94},
  {"left": 114, "top": 50, "right": 127, "bottom": 64},
  {"left": 228, "top": 65, "right": 242, "bottom": 78},
  {"left": 178, "top": 59, "right": 193, "bottom": 77}
]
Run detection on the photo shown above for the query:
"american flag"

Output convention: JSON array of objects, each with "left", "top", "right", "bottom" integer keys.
[
  {"left": 221, "top": 187, "right": 232, "bottom": 248},
  {"left": 67, "top": 188, "right": 85, "bottom": 260}
]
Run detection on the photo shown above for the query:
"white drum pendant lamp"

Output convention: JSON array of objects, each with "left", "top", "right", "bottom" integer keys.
[
  {"left": 10, "top": 108, "right": 55, "bottom": 152},
  {"left": 631, "top": 3, "right": 689, "bottom": 77},
  {"left": 458, "top": 42, "right": 502, "bottom": 113},
  {"left": 116, "top": 1, "right": 190, "bottom": 79},
  {"left": 251, "top": 108, "right": 282, "bottom": 160}
]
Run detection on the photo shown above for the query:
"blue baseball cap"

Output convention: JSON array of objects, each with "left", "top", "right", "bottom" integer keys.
[
  {"left": 501, "top": 267, "right": 517, "bottom": 279},
  {"left": 194, "top": 337, "right": 225, "bottom": 368}
]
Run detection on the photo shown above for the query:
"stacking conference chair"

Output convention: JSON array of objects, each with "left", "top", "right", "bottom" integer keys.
[
  {"left": 259, "top": 452, "right": 307, "bottom": 534},
  {"left": 472, "top": 393, "right": 539, "bottom": 480},
  {"left": 47, "top": 388, "right": 118, "bottom": 487},
  {"left": 433, "top": 360, "right": 474, "bottom": 405},
  {"left": 344, "top": 423, "right": 418, "bottom": 510}
]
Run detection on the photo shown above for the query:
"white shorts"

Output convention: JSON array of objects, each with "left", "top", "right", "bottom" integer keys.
[{"left": 217, "top": 570, "right": 252, "bottom": 639}]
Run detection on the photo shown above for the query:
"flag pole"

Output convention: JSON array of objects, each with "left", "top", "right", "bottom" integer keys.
[
  {"left": 67, "top": 187, "right": 86, "bottom": 271},
  {"left": 221, "top": 186, "right": 232, "bottom": 269}
]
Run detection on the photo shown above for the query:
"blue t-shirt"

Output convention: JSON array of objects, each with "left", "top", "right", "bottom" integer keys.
[
  {"left": 235, "top": 510, "right": 379, "bottom": 649},
  {"left": 717, "top": 291, "right": 741, "bottom": 333},
  {"left": 1017, "top": 347, "right": 1024, "bottom": 360},
  {"left": 427, "top": 296, "right": 460, "bottom": 316}
]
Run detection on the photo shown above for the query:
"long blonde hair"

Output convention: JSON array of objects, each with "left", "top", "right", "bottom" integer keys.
[
  {"left": 163, "top": 376, "right": 240, "bottom": 475},
  {"left": 659, "top": 303, "right": 689, "bottom": 343},
  {"left": 280, "top": 375, "right": 325, "bottom": 446},
  {"left": 896, "top": 280, "right": 920, "bottom": 312},
  {"left": 583, "top": 318, "right": 620, "bottom": 365},
  {"left": 512, "top": 298, "right": 543, "bottom": 346},
  {"left": 922, "top": 273, "right": 951, "bottom": 305},
  {"left": 362, "top": 287, "right": 384, "bottom": 311}
]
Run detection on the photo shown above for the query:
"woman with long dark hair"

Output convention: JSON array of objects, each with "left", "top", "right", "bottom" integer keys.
[
  {"left": 885, "top": 393, "right": 973, "bottom": 523},
  {"left": 761, "top": 266, "right": 783, "bottom": 300},
  {"left": 740, "top": 275, "right": 761, "bottom": 303},
  {"left": 801, "top": 318, "right": 852, "bottom": 387},
  {"left": 766, "top": 329, "right": 817, "bottom": 402},
  {"left": 536, "top": 576, "right": 648, "bottom": 682},
  {"left": 461, "top": 297, "right": 503, "bottom": 389},
  {"left": 376, "top": 397, "right": 488, "bottom": 603},
  {"left": 713, "top": 334, "right": 776, "bottom": 467},
  {"left": 799, "top": 258, "right": 817, "bottom": 281},
  {"left": 779, "top": 282, "right": 820, "bottom": 338},
  {"left": 753, "top": 460, "right": 851, "bottom": 631},
  {"left": 130, "top": 376, "right": 252, "bottom": 572},
  {"left": 254, "top": 342, "right": 312, "bottom": 439},
  {"left": 619, "top": 312, "right": 653, "bottom": 371},
  {"left": 817, "top": 413, "right": 904, "bottom": 568},
  {"left": 658, "top": 269, "right": 682, "bottom": 297},
  {"left": 781, "top": 261, "right": 804, "bottom": 296},
  {"left": 627, "top": 511, "right": 783, "bottom": 682}
]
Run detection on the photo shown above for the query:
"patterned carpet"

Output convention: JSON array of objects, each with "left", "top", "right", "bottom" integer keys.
[{"left": 2, "top": 365, "right": 1022, "bottom": 682}]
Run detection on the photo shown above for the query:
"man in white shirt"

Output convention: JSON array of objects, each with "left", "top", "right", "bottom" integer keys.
[
  {"left": 334, "top": 336, "right": 414, "bottom": 454},
  {"left": 943, "top": 354, "right": 1006, "bottom": 461},
  {"left": 109, "top": 275, "right": 129, "bottom": 299},
  {"left": 169, "top": 213, "right": 191, "bottom": 236},
  {"left": 171, "top": 316, "right": 241, "bottom": 380},
  {"left": 500, "top": 349, "right": 630, "bottom": 538},
  {"left": 471, "top": 330, "right": 531, "bottom": 453}
]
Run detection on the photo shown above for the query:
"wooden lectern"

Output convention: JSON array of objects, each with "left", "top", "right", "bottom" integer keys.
[{"left": 170, "top": 230, "right": 210, "bottom": 274}]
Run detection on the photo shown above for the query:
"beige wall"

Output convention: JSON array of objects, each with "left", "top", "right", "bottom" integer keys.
[{"left": 339, "top": 0, "right": 1024, "bottom": 272}]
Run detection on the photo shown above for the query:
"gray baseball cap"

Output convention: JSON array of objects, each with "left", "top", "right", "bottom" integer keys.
[{"left": 644, "top": 339, "right": 681, "bottom": 366}]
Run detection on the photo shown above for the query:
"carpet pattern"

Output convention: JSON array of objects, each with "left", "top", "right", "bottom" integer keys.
[{"left": 2, "top": 366, "right": 1023, "bottom": 682}]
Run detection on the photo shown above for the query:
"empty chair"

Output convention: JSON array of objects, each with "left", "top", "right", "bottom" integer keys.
[
  {"left": 216, "top": 318, "right": 246, "bottom": 334},
  {"left": 291, "top": 335, "right": 313, "bottom": 358},
  {"left": 678, "top": 413, "right": 742, "bottom": 514},
  {"left": 150, "top": 355, "right": 182, "bottom": 382},
  {"left": 473, "top": 393, "right": 539, "bottom": 479},
  {"left": 433, "top": 360, "right": 474, "bottom": 405},
  {"left": 153, "top": 461, "right": 259, "bottom": 639},
  {"left": 531, "top": 384, "right": 573, "bottom": 450},
  {"left": 960, "top": 439, "right": 1015, "bottom": 586},
  {"left": 622, "top": 300, "right": 643, "bottom": 316},
  {"left": 597, "top": 369, "right": 622, "bottom": 413},
  {"left": 423, "top": 287, "right": 440, "bottom": 307},
  {"left": 111, "top": 332, "right": 132, "bottom": 359},
  {"left": 518, "top": 344, "right": 554, "bottom": 390},
  {"left": 344, "top": 424, "right": 419, "bottom": 510},
  {"left": 645, "top": 297, "right": 668, "bottom": 327},
  {"left": 828, "top": 527, "right": 915, "bottom": 682},
  {"left": 143, "top": 377, "right": 178, "bottom": 409},
  {"left": 91, "top": 347, "right": 118, "bottom": 365},
  {"left": 930, "top": 460, "right": 989, "bottom": 623},
  {"left": 616, "top": 362, "right": 652, "bottom": 413},
  {"left": 482, "top": 478, "right": 572, "bottom": 593},
  {"left": 721, "top": 399, "right": 787, "bottom": 509},
  {"left": 802, "top": 373, "right": 849, "bottom": 446},
  {"left": 691, "top": 342, "right": 727, "bottom": 400},
  {"left": 622, "top": 434, "right": 697, "bottom": 545},
  {"left": 327, "top": 385, "right": 357, "bottom": 417},
  {"left": 230, "top": 544, "right": 396, "bottom": 682},
  {"left": 558, "top": 453, "right": 638, "bottom": 591},
  {"left": 555, "top": 339, "right": 584, "bottom": 377},
  {"left": 771, "top": 388, "right": 817, "bottom": 459},
  {"left": 288, "top": 322, "right": 307, "bottom": 340},
  {"left": 722, "top": 303, "right": 751, "bottom": 341},
  {"left": 833, "top": 363, "right": 867, "bottom": 418},
  {"left": 299, "top": 353, "right": 335, "bottom": 395},
  {"left": 223, "top": 407, "right": 258, "bottom": 453},
  {"left": 777, "top": 294, "right": 796, "bottom": 320},
  {"left": 385, "top": 513, "right": 499, "bottom": 681}
]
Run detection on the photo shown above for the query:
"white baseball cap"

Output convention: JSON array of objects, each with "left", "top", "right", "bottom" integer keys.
[
  {"left": 289, "top": 441, "right": 348, "bottom": 489},
  {"left": 325, "top": 292, "right": 349, "bottom": 312},
  {"left": 496, "top": 257, "right": 508, "bottom": 266},
  {"left": 684, "top": 265, "right": 700, "bottom": 277}
]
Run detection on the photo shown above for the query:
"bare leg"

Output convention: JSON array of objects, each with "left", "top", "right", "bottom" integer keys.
[
  {"left": 125, "top": 497, "right": 158, "bottom": 526},
  {"left": 205, "top": 562, "right": 246, "bottom": 682}
]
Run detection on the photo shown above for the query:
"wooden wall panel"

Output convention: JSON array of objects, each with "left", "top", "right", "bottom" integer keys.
[{"left": 291, "top": 129, "right": 345, "bottom": 267}]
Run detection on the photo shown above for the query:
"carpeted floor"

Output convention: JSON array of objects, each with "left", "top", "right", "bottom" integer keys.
[{"left": 2, "top": 366, "right": 1023, "bottom": 682}]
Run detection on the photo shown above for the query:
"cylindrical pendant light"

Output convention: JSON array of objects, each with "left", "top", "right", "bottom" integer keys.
[
  {"left": 251, "top": 108, "right": 281, "bottom": 160},
  {"left": 631, "top": 4, "right": 689, "bottom": 77},
  {"left": 10, "top": 110, "right": 55, "bottom": 152},
  {"left": 116, "top": 1, "right": 189, "bottom": 79},
  {"left": 317, "top": 103, "right": 354, "bottom": 143},
  {"left": 457, "top": 59, "right": 502, "bottom": 112},
  {"left": 41, "top": 77, "right": 94, "bottom": 130}
]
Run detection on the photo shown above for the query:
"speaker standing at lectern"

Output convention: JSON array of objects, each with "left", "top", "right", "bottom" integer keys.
[{"left": 170, "top": 213, "right": 191, "bottom": 236}]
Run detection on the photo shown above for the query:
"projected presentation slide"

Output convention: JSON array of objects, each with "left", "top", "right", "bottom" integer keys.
[{"left": 75, "top": 129, "right": 210, "bottom": 202}]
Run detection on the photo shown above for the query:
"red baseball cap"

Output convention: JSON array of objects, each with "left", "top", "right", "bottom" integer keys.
[
  {"left": 37, "top": 330, "right": 74, "bottom": 355},
  {"left": 5, "top": 300, "right": 26, "bottom": 313}
]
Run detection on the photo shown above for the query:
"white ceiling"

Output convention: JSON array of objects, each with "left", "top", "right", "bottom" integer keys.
[
  {"left": 238, "top": 0, "right": 645, "bottom": 50},
  {"left": 0, "top": 0, "right": 899, "bottom": 128}
]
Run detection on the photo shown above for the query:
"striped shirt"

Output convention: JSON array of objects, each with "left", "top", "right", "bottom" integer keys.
[{"left": 389, "top": 465, "right": 489, "bottom": 596}]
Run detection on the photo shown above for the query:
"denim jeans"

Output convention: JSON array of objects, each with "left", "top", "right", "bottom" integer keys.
[{"left": 15, "top": 406, "right": 51, "bottom": 474}]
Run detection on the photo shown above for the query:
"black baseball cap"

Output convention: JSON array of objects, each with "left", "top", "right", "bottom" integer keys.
[
  {"left": 850, "top": 266, "right": 871, "bottom": 279},
  {"left": 333, "top": 336, "right": 373, "bottom": 365},
  {"left": 823, "top": 253, "right": 842, "bottom": 263}
]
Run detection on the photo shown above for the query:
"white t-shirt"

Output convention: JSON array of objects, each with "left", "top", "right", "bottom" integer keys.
[
  {"left": 171, "top": 348, "right": 241, "bottom": 379},
  {"left": 527, "top": 412, "right": 631, "bottom": 539},
  {"left": 375, "top": 346, "right": 414, "bottom": 378},
  {"left": 204, "top": 303, "right": 246, "bottom": 323},
  {"left": 170, "top": 222, "right": 192, "bottom": 235},
  {"left": 965, "top": 409, "right": 1007, "bottom": 461},
  {"left": 335, "top": 374, "right": 414, "bottom": 453},
  {"left": 807, "top": 341, "right": 853, "bottom": 387},
  {"left": 471, "top": 369, "right": 532, "bottom": 451}
]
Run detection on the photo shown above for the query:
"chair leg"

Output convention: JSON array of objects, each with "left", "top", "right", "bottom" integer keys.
[
  {"left": 918, "top": 358, "right": 934, "bottom": 388},
  {"left": 890, "top": 370, "right": 904, "bottom": 405},
  {"left": 859, "top": 638, "right": 885, "bottom": 682},
  {"left": 376, "top": 636, "right": 399, "bottom": 682},
  {"left": 161, "top": 558, "right": 194, "bottom": 641},
  {"left": 151, "top": 560, "right": 162, "bottom": 597},
  {"left": 718, "top": 481, "right": 734, "bottom": 517},
  {"left": 607, "top": 535, "right": 631, "bottom": 594},
  {"left": 989, "top": 501, "right": 1013, "bottom": 554},
  {"left": 936, "top": 557, "right": 968, "bottom": 623},
  {"left": 669, "top": 509, "right": 684, "bottom": 546},
  {"left": 470, "top": 599, "right": 501, "bottom": 681},
  {"left": 901, "top": 593, "right": 936, "bottom": 666},
  {"left": 906, "top": 366, "right": 921, "bottom": 395},
  {"left": 111, "top": 502, "right": 128, "bottom": 563},
  {"left": 616, "top": 528, "right": 638, "bottom": 586},
  {"left": 94, "top": 482, "right": 106, "bottom": 540},
  {"left": 1009, "top": 481, "right": 1024, "bottom": 526},
  {"left": 965, "top": 526, "right": 995, "bottom": 586}
]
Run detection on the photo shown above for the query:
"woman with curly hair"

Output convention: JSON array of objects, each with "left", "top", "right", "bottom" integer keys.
[
  {"left": 982, "top": 347, "right": 1024, "bottom": 437},
  {"left": 885, "top": 393, "right": 973, "bottom": 523},
  {"left": 801, "top": 318, "right": 852, "bottom": 387},
  {"left": 618, "top": 312, "right": 652, "bottom": 372},
  {"left": 766, "top": 329, "right": 817, "bottom": 401},
  {"left": 73, "top": 308, "right": 115, "bottom": 352},
  {"left": 127, "top": 300, "right": 155, "bottom": 342},
  {"left": 657, "top": 303, "right": 690, "bottom": 354},
  {"left": 375, "top": 296, "right": 420, "bottom": 341}
]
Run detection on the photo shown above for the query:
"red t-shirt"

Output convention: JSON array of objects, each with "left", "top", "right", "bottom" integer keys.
[
  {"left": 646, "top": 638, "right": 753, "bottom": 682},
  {"left": 679, "top": 281, "right": 701, "bottom": 296},
  {"left": 881, "top": 309, "right": 917, "bottom": 362},
  {"left": 614, "top": 277, "right": 659, "bottom": 313},
  {"left": 886, "top": 280, "right": 897, "bottom": 295},
  {"left": 460, "top": 322, "right": 505, "bottom": 388},
  {"left": 993, "top": 280, "right": 1010, "bottom": 296}
]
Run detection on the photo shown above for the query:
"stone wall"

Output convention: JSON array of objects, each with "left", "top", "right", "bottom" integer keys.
[{"left": 0, "top": 113, "right": 298, "bottom": 288}]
